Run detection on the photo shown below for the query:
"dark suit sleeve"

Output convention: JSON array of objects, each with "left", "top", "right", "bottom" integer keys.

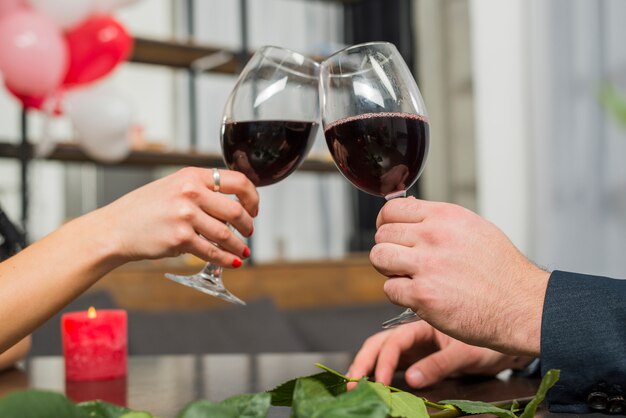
[{"left": 541, "top": 270, "right": 626, "bottom": 413}]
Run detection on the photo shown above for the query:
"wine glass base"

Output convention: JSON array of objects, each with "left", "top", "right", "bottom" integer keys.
[
  {"left": 382, "top": 308, "right": 421, "bottom": 329},
  {"left": 165, "top": 273, "right": 246, "bottom": 306}
]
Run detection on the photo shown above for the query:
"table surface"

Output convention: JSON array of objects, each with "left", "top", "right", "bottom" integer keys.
[{"left": 0, "top": 353, "right": 589, "bottom": 418}]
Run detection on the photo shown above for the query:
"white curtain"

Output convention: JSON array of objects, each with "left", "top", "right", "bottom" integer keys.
[{"left": 529, "top": 0, "right": 626, "bottom": 277}]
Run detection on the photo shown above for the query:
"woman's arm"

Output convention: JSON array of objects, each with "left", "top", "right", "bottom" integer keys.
[
  {"left": 0, "top": 167, "right": 259, "bottom": 353},
  {"left": 0, "top": 337, "right": 31, "bottom": 371}
]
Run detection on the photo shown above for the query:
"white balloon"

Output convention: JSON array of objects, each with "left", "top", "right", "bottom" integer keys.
[
  {"left": 79, "top": 129, "right": 131, "bottom": 163},
  {"left": 27, "top": 0, "right": 96, "bottom": 30},
  {"left": 66, "top": 83, "right": 135, "bottom": 163},
  {"left": 94, "top": 0, "right": 141, "bottom": 13}
]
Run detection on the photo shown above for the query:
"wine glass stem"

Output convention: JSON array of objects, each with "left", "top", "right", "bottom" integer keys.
[
  {"left": 385, "top": 190, "right": 407, "bottom": 201},
  {"left": 201, "top": 262, "right": 223, "bottom": 282},
  {"left": 201, "top": 222, "right": 237, "bottom": 283},
  {"left": 381, "top": 189, "right": 422, "bottom": 329}
]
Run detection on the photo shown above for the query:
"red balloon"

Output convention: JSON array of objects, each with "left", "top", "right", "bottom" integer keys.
[
  {"left": 5, "top": 82, "right": 46, "bottom": 110},
  {"left": 63, "top": 16, "right": 133, "bottom": 87}
]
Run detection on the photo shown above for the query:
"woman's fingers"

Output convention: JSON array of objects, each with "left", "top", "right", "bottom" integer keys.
[
  {"left": 206, "top": 169, "right": 259, "bottom": 217},
  {"left": 185, "top": 233, "right": 243, "bottom": 268},
  {"left": 198, "top": 191, "right": 254, "bottom": 238},
  {"left": 192, "top": 209, "right": 249, "bottom": 261}
]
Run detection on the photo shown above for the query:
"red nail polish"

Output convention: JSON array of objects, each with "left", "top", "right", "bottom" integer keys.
[
  {"left": 242, "top": 246, "right": 251, "bottom": 258},
  {"left": 232, "top": 258, "right": 242, "bottom": 268},
  {"left": 247, "top": 226, "right": 254, "bottom": 237}
]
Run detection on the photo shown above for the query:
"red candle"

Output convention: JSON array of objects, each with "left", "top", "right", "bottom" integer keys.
[{"left": 62, "top": 307, "right": 127, "bottom": 381}]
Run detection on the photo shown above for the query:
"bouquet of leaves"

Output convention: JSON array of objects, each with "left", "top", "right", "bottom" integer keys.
[{"left": 0, "top": 364, "right": 559, "bottom": 418}]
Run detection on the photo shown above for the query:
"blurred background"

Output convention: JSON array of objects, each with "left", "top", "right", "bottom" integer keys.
[{"left": 1, "top": 0, "right": 626, "bottom": 355}]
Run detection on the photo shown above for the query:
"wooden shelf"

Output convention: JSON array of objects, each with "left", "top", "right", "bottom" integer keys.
[
  {"left": 130, "top": 38, "right": 329, "bottom": 74},
  {"left": 0, "top": 142, "right": 338, "bottom": 173},
  {"left": 130, "top": 37, "right": 243, "bottom": 74}
]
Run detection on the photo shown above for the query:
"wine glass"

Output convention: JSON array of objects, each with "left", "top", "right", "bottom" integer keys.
[
  {"left": 320, "top": 42, "right": 429, "bottom": 328},
  {"left": 166, "top": 46, "right": 320, "bottom": 304}
]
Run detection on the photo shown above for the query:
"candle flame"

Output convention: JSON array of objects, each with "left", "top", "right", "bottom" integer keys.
[{"left": 87, "top": 306, "right": 97, "bottom": 319}]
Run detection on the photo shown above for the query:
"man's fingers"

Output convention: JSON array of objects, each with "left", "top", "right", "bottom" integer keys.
[
  {"left": 374, "top": 325, "right": 423, "bottom": 384},
  {"left": 383, "top": 276, "right": 417, "bottom": 309},
  {"left": 405, "top": 345, "right": 469, "bottom": 388},
  {"left": 348, "top": 331, "right": 391, "bottom": 383},
  {"left": 375, "top": 223, "right": 418, "bottom": 247},
  {"left": 370, "top": 243, "right": 418, "bottom": 277},
  {"left": 376, "top": 197, "right": 427, "bottom": 229}
]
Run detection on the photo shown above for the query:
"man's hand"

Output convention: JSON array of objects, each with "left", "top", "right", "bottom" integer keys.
[
  {"left": 348, "top": 322, "right": 534, "bottom": 388},
  {"left": 370, "top": 197, "right": 549, "bottom": 356}
]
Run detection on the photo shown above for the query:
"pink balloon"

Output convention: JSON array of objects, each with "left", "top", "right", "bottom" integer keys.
[
  {"left": 0, "top": 0, "right": 27, "bottom": 19},
  {"left": 0, "top": 10, "right": 68, "bottom": 97}
]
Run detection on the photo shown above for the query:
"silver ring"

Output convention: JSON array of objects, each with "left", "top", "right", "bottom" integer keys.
[{"left": 212, "top": 168, "right": 220, "bottom": 192}]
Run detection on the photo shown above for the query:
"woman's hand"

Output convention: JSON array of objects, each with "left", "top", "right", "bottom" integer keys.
[
  {"left": 348, "top": 322, "right": 533, "bottom": 389},
  {"left": 96, "top": 167, "right": 259, "bottom": 268}
]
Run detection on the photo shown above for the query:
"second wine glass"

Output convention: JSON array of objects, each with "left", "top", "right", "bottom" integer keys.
[
  {"left": 320, "top": 42, "right": 430, "bottom": 328},
  {"left": 166, "top": 46, "right": 320, "bottom": 304}
]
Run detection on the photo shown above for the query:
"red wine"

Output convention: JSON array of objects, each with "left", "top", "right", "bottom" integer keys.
[
  {"left": 324, "top": 112, "right": 429, "bottom": 197},
  {"left": 221, "top": 120, "right": 318, "bottom": 187}
]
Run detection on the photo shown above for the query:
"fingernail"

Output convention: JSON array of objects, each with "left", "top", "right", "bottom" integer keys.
[
  {"left": 407, "top": 369, "right": 424, "bottom": 387},
  {"left": 247, "top": 226, "right": 254, "bottom": 237},
  {"left": 242, "top": 246, "right": 251, "bottom": 258},
  {"left": 232, "top": 258, "right": 242, "bottom": 268},
  {"left": 254, "top": 207, "right": 259, "bottom": 217}
]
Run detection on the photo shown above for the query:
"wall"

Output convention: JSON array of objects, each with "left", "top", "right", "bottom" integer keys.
[
  {"left": 469, "top": 0, "right": 532, "bottom": 254},
  {"left": 0, "top": 1, "right": 176, "bottom": 240},
  {"left": 470, "top": 0, "right": 626, "bottom": 276},
  {"left": 416, "top": 0, "right": 477, "bottom": 211}
]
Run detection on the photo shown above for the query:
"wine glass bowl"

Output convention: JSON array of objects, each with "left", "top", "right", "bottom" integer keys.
[
  {"left": 324, "top": 112, "right": 429, "bottom": 198},
  {"left": 321, "top": 42, "right": 429, "bottom": 200},
  {"left": 320, "top": 42, "right": 429, "bottom": 327},
  {"left": 221, "top": 46, "right": 320, "bottom": 186},
  {"left": 166, "top": 46, "right": 320, "bottom": 304}
]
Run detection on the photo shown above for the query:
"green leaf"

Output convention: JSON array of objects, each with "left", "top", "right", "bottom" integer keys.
[
  {"left": 600, "top": 83, "right": 626, "bottom": 127},
  {"left": 291, "top": 379, "right": 389, "bottom": 418},
  {"left": 77, "top": 400, "right": 134, "bottom": 418},
  {"left": 365, "top": 382, "right": 428, "bottom": 418},
  {"left": 269, "top": 371, "right": 346, "bottom": 406},
  {"left": 176, "top": 393, "right": 270, "bottom": 418},
  {"left": 367, "top": 382, "right": 392, "bottom": 406},
  {"left": 176, "top": 400, "right": 236, "bottom": 418},
  {"left": 119, "top": 413, "right": 154, "bottom": 418},
  {"left": 220, "top": 393, "right": 271, "bottom": 418},
  {"left": 519, "top": 369, "right": 560, "bottom": 418},
  {"left": 291, "top": 376, "right": 336, "bottom": 417},
  {"left": 389, "top": 392, "right": 429, "bottom": 418},
  {"left": 0, "top": 390, "right": 85, "bottom": 418},
  {"left": 438, "top": 399, "right": 516, "bottom": 418},
  {"left": 307, "top": 379, "right": 390, "bottom": 418}
]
